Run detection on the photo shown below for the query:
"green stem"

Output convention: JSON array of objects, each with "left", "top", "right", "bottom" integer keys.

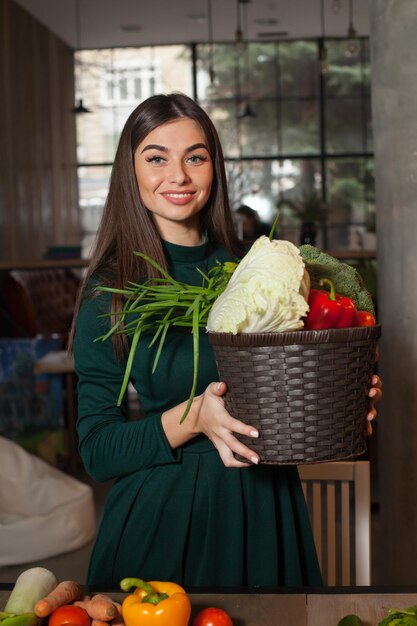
[
  {"left": 117, "top": 322, "right": 142, "bottom": 406},
  {"left": 269, "top": 211, "right": 280, "bottom": 240},
  {"left": 320, "top": 277, "right": 336, "bottom": 300},
  {"left": 119, "top": 577, "right": 168, "bottom": 605},
  {"left": 180, "top": 302, "right": 200, "bottom": 424}
]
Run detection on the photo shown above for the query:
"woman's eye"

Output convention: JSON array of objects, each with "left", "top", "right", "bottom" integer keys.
[
  {"left": 187, "top": 154, "right": 208, "bottom": 164},
  {"left": 146, "top": 155, "right": 165, "bottom": 164}
]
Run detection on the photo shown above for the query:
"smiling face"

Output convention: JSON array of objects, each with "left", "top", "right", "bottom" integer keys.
[{"left": 134, "top": 118, "right": 213, "bottom": 245}]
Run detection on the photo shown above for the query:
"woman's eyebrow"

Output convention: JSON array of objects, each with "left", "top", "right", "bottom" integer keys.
[
  {"left": 140, "top": 142, "right": 209, "bottom": 154},
  {"left": 141, "top": 144, "right": 167, "bottom": 153},
  {"left": 185, "top": 143, "right": 209, "bottom": 152}
]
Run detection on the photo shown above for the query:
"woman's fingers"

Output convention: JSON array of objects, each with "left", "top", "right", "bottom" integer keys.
[
  {"left": 366, "top": 374, "right": 382, "bottom": 436},
  {"left": 213, "top": 436, "right": 258, "bottom": 467},
  {"left": 201, "top": 381, "right": 261, "bottom": 466},
  {"left": 371, "top": 374, "right": 382, "bottom": 389}
]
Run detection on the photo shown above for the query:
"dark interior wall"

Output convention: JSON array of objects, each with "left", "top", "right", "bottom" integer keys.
[{"left": 0, "top": 0, "right": 80, "bottom": 263}]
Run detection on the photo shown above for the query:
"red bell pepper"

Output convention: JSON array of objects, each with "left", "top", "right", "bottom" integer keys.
[
  {"left": 304, "top": 278, "right": 357, "bottom": 330},
  {"left": 354, "top": 310, "right": 376, "bottom": 327}
]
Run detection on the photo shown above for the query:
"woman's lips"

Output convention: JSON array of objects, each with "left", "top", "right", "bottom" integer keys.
[{"left": 161, "top": 191, "right": 196, "bottom": 205}]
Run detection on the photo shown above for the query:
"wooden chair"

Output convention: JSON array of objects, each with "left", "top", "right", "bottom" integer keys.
[
  {"left": 298, "top": 460, "right": 371, "bottom": 586},
  {"left": 3, "top": 268, "right": 81, "bottom": 340}
]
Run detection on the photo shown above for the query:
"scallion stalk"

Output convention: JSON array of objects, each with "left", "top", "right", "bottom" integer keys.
[{"left": 96, "top": 252, "right": 236, "bottom": 422}]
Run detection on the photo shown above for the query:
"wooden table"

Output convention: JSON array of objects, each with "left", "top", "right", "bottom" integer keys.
[{"left": 2, "top": 587, "right": 417, "bottom": 625}]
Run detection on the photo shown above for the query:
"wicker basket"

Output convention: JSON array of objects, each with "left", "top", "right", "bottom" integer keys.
[{"left": 208, "top": 325, "right": 381, "bottom": 465}]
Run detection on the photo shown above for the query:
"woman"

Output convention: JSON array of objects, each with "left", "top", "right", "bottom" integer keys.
[{"left": 71, "top": 93, "right": 381, "bottom": 588}]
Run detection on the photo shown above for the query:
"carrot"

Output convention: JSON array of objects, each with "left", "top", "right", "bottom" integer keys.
[
  {"left": 74, "top": 595, "right": 118, "bottom": 621},
  {"left": 34, "top": 581, "right": 83, "bottom": 617},
  {"left": 92, "top": 620, "right": 110, "bottom": 626}
]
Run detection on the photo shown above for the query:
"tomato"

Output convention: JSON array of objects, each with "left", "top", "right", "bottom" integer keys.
[
  {"left": 48, "top": 605, "right": 90, "bottom": 626},
  {"left": 355, "top": 310, "right": 376, "bottom": 327},
  {"left": 192, "top": 607, "right": 233, "bottom": 626}
]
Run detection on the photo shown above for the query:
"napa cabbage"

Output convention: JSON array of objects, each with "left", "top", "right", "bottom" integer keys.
[{"left": 206, "top": 236, "right": 309, "bottom": 334}]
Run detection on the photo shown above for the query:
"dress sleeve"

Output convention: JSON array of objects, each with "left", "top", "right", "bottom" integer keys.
[{"left": 73, "top": 292, "right": 180, "bottom": 482}]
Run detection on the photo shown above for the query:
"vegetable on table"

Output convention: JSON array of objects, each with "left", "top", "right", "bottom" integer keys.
[
  {"left": 378, "top": 605, "right": 417, "bottom": 625},
  {"left": 120, "top": 577, "right": 191, "bottom": 626},
  {"left": 338, "top": 615, "right": 363, "bottom": 626},
  {"left": 192, "top": 607, "right": 233, "bottom": 626},
  {"left": 0, "top": 614, "right": 39, "bottom": 626},
  {"left": 34, "top": 581, "right": 83, "bottom": 617},
  {"left": 48, "top": 605, "right": 90, "bottom": 626},
  {"left": 74, "top": 596, "right": 121, "bottom": 621},
  {"left": 304, "top": 278, "right": 357, "bottom": 330},
  {"left": 5, "top": 568, "right": 57, "bottom": 615}
]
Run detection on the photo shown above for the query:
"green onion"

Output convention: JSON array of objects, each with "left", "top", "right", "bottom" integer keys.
[{"left": 96, "top": 252, "right": 235, "bottom": 422}]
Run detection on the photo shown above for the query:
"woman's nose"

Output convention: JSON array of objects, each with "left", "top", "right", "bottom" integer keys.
[{"left": 169, "top": 161, "right": 191, "bottom": 184}]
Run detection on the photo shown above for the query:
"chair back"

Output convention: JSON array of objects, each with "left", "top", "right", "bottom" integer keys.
[
  {"left": 298, "top": 460, "right": 370, "bottom": 586},
  {"left": 3, "top": 269, "right": 80, "bottom": 340}
]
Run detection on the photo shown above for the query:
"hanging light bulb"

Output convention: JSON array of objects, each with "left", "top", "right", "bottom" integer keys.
[
  {"left": 235, "top": 0, "right": 256, "bottom": 120},
  {"left": 345, "top": 0, "right": 359, "bottom": 58},
  {"left": 319, "top": 0, "right": 328, "bottom": 76},
  {"left": 205, "top": 0, "right": 217, "bottom": 98},
  {"left": 319, "top": 46, "right": 328, "bottom": 76},
  {"left": 72, "top": 0, "right": 92, "bottom": 114},
  {"left": 237, "top": 102, "right": 257, "bottom": 119},
  {"left": 72, "top": 98, "right": 91, "bottom": 114},
  {"left": 331, "top": 0, "right": 342, "bottom": 13},
  {"left": 235, "top": 0, "right": 246, "bottom": 55}
]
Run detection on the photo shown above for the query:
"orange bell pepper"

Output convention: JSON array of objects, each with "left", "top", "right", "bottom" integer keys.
[{"left": 120, "top": 578, "right": 191, "bottom": 626}]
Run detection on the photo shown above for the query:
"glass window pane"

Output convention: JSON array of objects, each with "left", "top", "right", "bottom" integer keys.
[
  {"left": 325, "top": 40, "right": 367, "bottom": 98},
  {"left": 225, "top": 158, "right": 322, "bottom": 246},
  {"left": 325, "top": 157, "right": 375, "bottom": 250},
  {"left": 281, "top": 100, "right": 320, "bottom": 154},
  {"left": 134, "top": 77, "right": 142, "bottom": 100},
  {"left": 78, "top": 165, "right": 112, "bottom": 256},
  {"left": 202, "top": 101, "right": 240, "bottom": 158},
  {"left": 197, "top": 43, "right": 237, "bottom": 100},
  {"left": 119, "top": 77, "right": 128, "bottom": 100},
  {"left": 239, "top": 101, "right": 279, "bottom": 157},
  {"left": 275, "top": 159, "right": 323, "bottom": 246},
  {"left": 279, "top": 41, "right": 319, "bottom": 98},
  {"left": 325, "top": 98, "right": 364, "bottom": 153},
  {"left": 244, "top": 43, "right": 278, "bottom": 99},
  {"left": 226, "top": 160, "right": 277, "bottom": 226},
  {"left": 76, "top": 46, "right": 192, "bottom": 165}
]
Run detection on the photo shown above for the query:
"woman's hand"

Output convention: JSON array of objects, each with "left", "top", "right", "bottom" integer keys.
[
  {"left": 367, "top": 374, "right": 382, "bottom": 435},
  {"left": 193, "top": 382, "right": 260, "bottom": 468}
]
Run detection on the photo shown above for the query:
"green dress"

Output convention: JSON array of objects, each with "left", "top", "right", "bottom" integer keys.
[{"left": 73, "top": 239, "right": 322, "bottom": 588}]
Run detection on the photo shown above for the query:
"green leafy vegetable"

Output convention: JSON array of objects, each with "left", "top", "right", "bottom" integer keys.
[
  {"left": 300, "top": 243, "right": 375, "bottom": 316},
  {"left": 206, "top": 236, "right": 309, "bottom": 334},
  {"left": 96, "top": 252, "right": 234, "bottom": 423}
]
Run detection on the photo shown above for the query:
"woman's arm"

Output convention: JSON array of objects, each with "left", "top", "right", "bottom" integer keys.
[
  {"left": 73, "top": 294, "right": 182, "bottom": 481},
  {"left": 161, "top": 381, "right": 260, "bottom": 468}
]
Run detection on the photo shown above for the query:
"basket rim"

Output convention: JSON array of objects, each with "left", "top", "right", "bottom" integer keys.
[{"left": 207, "top": 324, "right": 381, "bottom": 347}]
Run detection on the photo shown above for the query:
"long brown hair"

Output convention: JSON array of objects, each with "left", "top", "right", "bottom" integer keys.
[{"left": 68, "top": 92, "right": 244, "bottom": 354}]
